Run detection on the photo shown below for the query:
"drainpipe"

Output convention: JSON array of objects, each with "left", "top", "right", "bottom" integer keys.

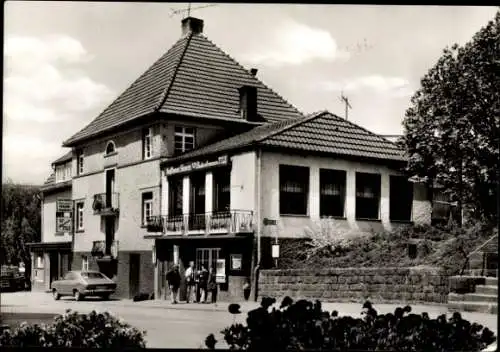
[{"left": 254, "top": 148, "right": 262, "bottom": 302}]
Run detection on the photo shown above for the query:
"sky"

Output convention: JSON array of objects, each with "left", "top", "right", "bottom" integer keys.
[{"left": 3, "top": 2, "right": 498, "bottom": 185}]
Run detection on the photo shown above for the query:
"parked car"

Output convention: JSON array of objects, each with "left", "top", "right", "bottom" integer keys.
[{"left": 51, "top": 270, "right": 116, "bottom": 301}]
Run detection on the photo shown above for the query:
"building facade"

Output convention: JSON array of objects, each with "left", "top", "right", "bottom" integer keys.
[
  {"left": 34, "top": 17, "right": 432, "bottom": 300},
  {"left": 29, "top": 152, "right": 73, "bottom": 292}
]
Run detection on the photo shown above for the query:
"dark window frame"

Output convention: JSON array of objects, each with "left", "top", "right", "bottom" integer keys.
[
  {"left": 142, "top": 192, "right": 153, "bottom": 225},
  {"left": 389, "top": 175, "right": 413, "bottom": 222},
  {"left": 174, "top": 126, "right": 196, "bottom": 155},
  {"left": 168, "top": 177, "right": 184, "bottom": 216},
  {"left": 355, "top": 172, "right": 381, "bottom": 220},
  {"left": 320, "top": 169, "right": 346, "bottom": 218},
  {"left": 279, "top": 165, "right": 309, "bottom": 216}
]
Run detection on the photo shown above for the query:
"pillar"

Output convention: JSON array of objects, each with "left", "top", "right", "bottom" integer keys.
[
  {"left": 182, "top": 176, "right": 190, "bottom": 215},
  {"left": 161, "top": 172, "right": 168, "bottom": 216},
  {"left": 310, "top": 166, "right": 320, "bottom": 219},
  {"left": 345, "top": 170, "right": 356, "bottom": 224},
  {"left": 380, "top": 173, "right": 390, "bottom": 226},
  {"left": 205, "top": 172, "right": 213, "bottom": 214}
]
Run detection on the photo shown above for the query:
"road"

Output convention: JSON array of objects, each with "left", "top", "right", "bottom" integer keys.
[{"left": 1, "top": 292, "right": 497, "bottom": 349}]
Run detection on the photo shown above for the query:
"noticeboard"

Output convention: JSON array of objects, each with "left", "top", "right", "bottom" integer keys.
[
  {"left": 216, "top": 258, "right": 226, "bottom": 283},
  {"left": 230, "top": 254, "right": 242, "bottom": 270}
]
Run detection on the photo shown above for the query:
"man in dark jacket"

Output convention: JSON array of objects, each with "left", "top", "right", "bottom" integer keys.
[{"left": 166, "top": 265, "right": 181, "bottom": 304}]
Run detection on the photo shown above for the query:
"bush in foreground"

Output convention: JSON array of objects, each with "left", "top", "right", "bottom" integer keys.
[
  {"left": 0, "top": 309, "right": 146, "bottom": 348},
  {"left": 207, "top": 297, "right": 496, "bottom": 351}
]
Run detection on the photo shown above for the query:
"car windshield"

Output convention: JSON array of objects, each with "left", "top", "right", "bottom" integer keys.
[{"left": 81, "top": 272, "right": 105, "bottom": 279}]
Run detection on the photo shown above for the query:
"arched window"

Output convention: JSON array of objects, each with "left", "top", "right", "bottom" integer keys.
[{"left": 105, "top": 141, "right": 116, "bottom": 155}]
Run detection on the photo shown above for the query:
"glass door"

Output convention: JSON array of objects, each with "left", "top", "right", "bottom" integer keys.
[{"left": 196, "top": 248, "right": 220, "bottom": 271}]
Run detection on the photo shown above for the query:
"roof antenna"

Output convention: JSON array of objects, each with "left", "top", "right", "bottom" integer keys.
[
  {"left": 170, "top": 3, "right": 218, "bottom": 19},
  {"left": 339, "top": 91, "right": 352, "bottom": 120}
]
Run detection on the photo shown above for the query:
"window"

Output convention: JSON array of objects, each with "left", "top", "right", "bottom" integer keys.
[
  {"left": 142, "top": 192, "right": 153, "bottom": 225},
  {"left": 105, "top": 141, "right": 116, "bottom": 155},
  {"left": 36, "top": 254, "right": 44, "bottom": 269},
  {"left": 196, "top": 248, "right": 221, "bottom": 272},
  {"left": 55, "top": 163, "right": 72, "bottom": 182},
  {"left": 82, "top": 256, "right": 89, "bottom": 271},
  {"left": 77, "top": 151, "right": 84, "bottom": 175},
  {"left": 168, "top": 177, "right": 183, "bottom": 216},
  {"left": 320, "top": 169, "right": 346, "bottom": 217},
  {"left": 75, "top": 201, "right": 84, "bottom": 230},
  {"left": 389, "top": 176, "right": 413, "bottom": 222},
  {"left": 174, "top": 126, "right": 195, "bottom": 154},
  {"left": 279, "top": 165, "right": 309, "bottom": 215},
  {"left": 143, "top": 127, "right": 152, "bottom": 160},
  {"left": 355, "top": 172, "right": 381, "bottom": 220},
  {"left": 213, "top": 168, "right": 230, "bottom": 212}
]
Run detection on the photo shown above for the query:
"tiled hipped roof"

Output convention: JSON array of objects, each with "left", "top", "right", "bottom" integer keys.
[
  {"left": 52, "top": 151, "right": 73, "bottom": 166},
  {"left": 168, "top": 111, "right": 406, "bottom": 164},
  {"left": 63, "top": 31, "right": 304, "bottom": 146}
]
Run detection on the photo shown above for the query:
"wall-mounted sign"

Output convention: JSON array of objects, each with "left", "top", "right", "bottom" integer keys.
[
  {"left": 216, "top": 258, "right": 226, "bottom": 283},
  {"left": 230, "top": 254, "right": 242, "bottom": 270},
  {"left": 272, "top": 244, "right": 280, "bottom": 259},
  {"left": 56, "top": 217, "right": 73, "bottom": 234},
  {"left": 57, "top": 199, "right": 73, "bottom": 212},
  {"left": 56, "top": 199, "right": 73, "bottom": 233},
  {"left": 166, "top": 155, "right": 229, "bottom": 176}
]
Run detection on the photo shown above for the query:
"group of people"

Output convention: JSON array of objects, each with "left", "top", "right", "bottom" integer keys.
[{"left": 165, "top": 261, "right": 218, "bottom": 304}]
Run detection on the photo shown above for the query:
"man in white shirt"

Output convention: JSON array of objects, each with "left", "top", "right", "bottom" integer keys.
[{"left": 184, "top": 261, "right": 196, "bottom": 303}]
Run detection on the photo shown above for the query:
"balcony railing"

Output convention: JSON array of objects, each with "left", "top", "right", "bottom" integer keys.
[
  {"left": 93, "top": 193, "right": 119, "bottom": 216},
  {"left": 146, "top": 210, "right": 254, "bottom": 235},
  {"left": 91, "top": 240, "right": 119, "bottom": 258}
]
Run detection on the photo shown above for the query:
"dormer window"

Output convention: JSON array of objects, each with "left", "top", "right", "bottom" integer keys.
[
  {"left": 105, "top": 141, "right": 116, "bottom": 155},
  {"left": 238, "top": 85, "right": 258, "bottom": 121}
]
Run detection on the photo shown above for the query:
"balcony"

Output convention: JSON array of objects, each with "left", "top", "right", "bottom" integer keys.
[
  {"left": 92, "top": 193, "right": 119, "bottom": 216},
  {"left": 91, "top": 240, "right": 119, "bottom": 258},
  {"left": 146, "top": 210, "right": 254, "bottom": 236}
]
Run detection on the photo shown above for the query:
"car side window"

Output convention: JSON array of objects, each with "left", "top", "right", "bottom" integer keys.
[{"left": 64, "top": 273, "right": 74, "bottom": 280}]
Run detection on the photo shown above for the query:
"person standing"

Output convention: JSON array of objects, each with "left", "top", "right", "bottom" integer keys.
[
  {"left": 166, "top": 265, "right": 181, "bottom": 304},
  {"left": 198, "top": 265, "right": 209, "bottom": 303},
  {"left": 185, "top": 261, "right": 196, "bottom": 303},
  {"left": 207, "top": 267, "right": 218, "bottom": 304}
]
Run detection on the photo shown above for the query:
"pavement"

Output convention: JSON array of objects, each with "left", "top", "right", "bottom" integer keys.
[{"left": 1, "top": 291, "right": 498, "bottom": 349}]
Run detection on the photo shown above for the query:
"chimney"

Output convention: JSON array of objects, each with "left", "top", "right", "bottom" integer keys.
[
  {"left": 250, "top": 68, "right": 258, "bottom": 76},
  {"left": 239, "top": 86, "right": 258, "bottom": 122},
  {"left": 181, "top": 17, "right": 204, "bottom": 36}
]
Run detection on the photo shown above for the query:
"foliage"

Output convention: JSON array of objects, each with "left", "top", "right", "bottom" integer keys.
[
  {"left": 278, "top": 220, "right": 497, "bottom": 275},
  {"left": 0, "top": 309, "right": 146, "bottom": 348},
  {"left": 1, "top": 180, "right": 42, "bottom": 272},
  {"left": 399, "top": 10, "right": 500, "bottom": 222},
  {"left": 207, "top": 298, "right": 496, "bottom": 351}
]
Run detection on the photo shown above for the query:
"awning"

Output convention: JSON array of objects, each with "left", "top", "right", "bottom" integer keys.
[{"left": 27, "top": 241, "right": 72, "bottom": 251}]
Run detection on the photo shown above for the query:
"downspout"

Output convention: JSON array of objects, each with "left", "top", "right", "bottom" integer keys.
[{"left": 254, "top": 148, "right": 262, "bottom": 301}]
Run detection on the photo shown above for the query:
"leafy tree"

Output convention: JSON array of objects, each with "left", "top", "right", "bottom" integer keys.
[
  {"left": 399, "top": 10, "right": 500, "bottom": 224},
  {"left": 1, "top": 180, "right": 42, "bottom": 278}
]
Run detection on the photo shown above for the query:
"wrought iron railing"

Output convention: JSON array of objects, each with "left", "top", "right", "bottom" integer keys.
[
  {"left": 92, "top": 240, "right": 119, "bottom": 258},
  {"left": 92, "top": 192, "right": 119, "bottom": 215},
  {"left": 146, "top": 210, "right": 254, "bottom": 235}
]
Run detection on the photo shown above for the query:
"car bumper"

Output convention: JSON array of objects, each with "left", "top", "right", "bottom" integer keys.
[{"left": 82, "top": 289, "right": 115, "bottom": 296}]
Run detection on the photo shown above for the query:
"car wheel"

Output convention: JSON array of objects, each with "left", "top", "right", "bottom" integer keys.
[
  {"left": 74, "top": 290, "right": 83, "bottom": 301},
  {"left": 52, "top": 289, "right": 60, "bottom": 300}
]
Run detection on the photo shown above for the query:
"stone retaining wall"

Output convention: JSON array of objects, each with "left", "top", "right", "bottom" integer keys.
[{"left": 258, "top": 267, "right": 449, "bottom": 304}]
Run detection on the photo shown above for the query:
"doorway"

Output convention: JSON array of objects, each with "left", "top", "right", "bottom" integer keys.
[
  {"left": 196, "top": 248, "right": 220, "bottom": 272},
  {"left": 49, "top": 252, "right": 59, "bottom": 284},
  {"left": 129, "top": 254, "right": 140, "bottom": 298},
  {"left": 105, "top": 169, "right": 115, "bottom": 208}
]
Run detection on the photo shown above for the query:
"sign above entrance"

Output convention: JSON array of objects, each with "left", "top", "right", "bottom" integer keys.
[{"left": 165, "top": 155, "right": 229, "bottom": 176}]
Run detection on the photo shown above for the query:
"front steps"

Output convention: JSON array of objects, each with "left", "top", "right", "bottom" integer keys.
[{"left": 448, "top": 277, "right": 498, "bottom": 314}]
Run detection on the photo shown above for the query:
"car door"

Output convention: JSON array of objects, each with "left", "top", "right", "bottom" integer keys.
[{"left": 60, "top": 272, "right": 76, "bottom": 294}]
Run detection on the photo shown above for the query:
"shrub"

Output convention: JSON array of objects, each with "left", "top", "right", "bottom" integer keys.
[
  {"left": 0, "top": 309, "right": 146, "bottom": 348},
  {"left": 207, "top": 297, "right": 496, "bottom": 352}
]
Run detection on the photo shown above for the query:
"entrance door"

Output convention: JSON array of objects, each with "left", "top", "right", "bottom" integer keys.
[
  {"left": 105, "top": 169, "right": 115, "bottom": 208},
  {"left": 196, "top": 248, "right": 220, "bottom": 272},
  {"left": 105, "top": 218, "right": 115, "bottom": 255},
  {"left": 49, "top": 252, "right": 59, "bottom": 284},
  {"left": 129, "top": 254, "right": 140, "bottom": 298},
  {"left": 190, "top": 173, "right": 206, "bottom": 230}
]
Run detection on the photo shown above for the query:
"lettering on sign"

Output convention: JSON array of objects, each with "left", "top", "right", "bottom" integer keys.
[
  {"left": 56, "top": 217, "right": 73, "bottom": 233},
  {"left": 57, "top": 199, "right": 73, "bottom": 212},
  {"left": 166, "top": 155, "right": 229, "bottom": 176}
]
